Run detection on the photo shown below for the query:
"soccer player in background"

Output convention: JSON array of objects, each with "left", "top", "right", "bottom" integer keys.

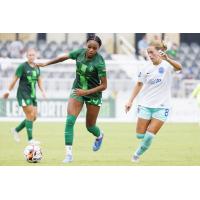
[
  {"left": 36, "top": 35, "right": 107, "bottom": 163},
  {"left": 125, "top": 41, "right": 182, "bottom": 162},
  {"left": 191, "top": 84, "right": 200, "bottom": 125},
  {"left": 3, "top": 48, "right": 45, "bottom": 144},
  {"left": 191, "top": 84, "right": 200, "bottom": 107}
]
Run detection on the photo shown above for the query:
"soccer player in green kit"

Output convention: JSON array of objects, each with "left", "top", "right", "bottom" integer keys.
[
  {"left": 36, "top": 35, "right": 107, "bottom": 163},
  {"left": 3, "top": 48, "right": 45, "bottom": 145}
]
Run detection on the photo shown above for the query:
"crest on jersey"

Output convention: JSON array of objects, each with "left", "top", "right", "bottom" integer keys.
[
  {"left": 88, "top": 66, "right": 94, "bottom": 72},
  {"left": 158, "top": 67, "right": 164, "bottom": 74}
]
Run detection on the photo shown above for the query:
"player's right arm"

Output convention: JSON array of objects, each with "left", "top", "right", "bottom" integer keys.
[
  {"left": 3, "top": 63, "right": 24, "bottom": 99},
  {"left": 35, "top": 55, "right": 69, "bottom": 67},
  {"left": 35, "top": 49, "right": 83, "bottom": 67},
  {"left": 3, "top": 75, "right": 19, "bottom": 99},
  {"left": 125, "top": 82, "right": 143, "bottom": 113}
]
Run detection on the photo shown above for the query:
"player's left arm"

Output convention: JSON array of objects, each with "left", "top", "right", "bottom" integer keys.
[
  {"left": 37, "top": 77, "right": 46, "bottom": 98},
  {"left": 74, "top": 77, "right": 107, "bottom": 96},
  {"left": 160, "top": 51, "right": 182, "bottom": 71}
]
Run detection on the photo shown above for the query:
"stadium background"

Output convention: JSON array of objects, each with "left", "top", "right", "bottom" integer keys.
[{"left": 0, "top": 33, "right": 199, "bottom": 122}]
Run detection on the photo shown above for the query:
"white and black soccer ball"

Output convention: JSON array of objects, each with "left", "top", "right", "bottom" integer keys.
[{"left": 24, "top": 145, "right": 42, "bottom": 163}]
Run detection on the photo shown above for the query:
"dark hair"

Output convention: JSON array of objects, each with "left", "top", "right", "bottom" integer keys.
[{"left": 86, "top": 35, "right": 102, "bottom": 47}]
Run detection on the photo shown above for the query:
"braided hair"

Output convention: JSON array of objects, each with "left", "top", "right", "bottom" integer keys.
[{"left": 86, "top": 35, "right": 102, "bottom": 47}]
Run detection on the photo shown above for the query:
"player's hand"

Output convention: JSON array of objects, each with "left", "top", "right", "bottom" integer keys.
[
  {"left": 3, "top": 92, "right": 10, "bottom": 99},
  {"left": 74, "top": 89, "right": 88, "bottom": 96},
  {"left": 125, "top": 102, "right": 132, "bottom": 113},
  {"left": 34, "top": 63, "right": 47, "bottom": 67},
  {"left": 159, "top": 50, "right": 169, "bottom": 61},
  {"left": 41, "top": 91, "right": 46, "bottom": 98}
]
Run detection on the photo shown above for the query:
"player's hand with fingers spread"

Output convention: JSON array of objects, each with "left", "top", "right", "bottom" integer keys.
[
  {"left": 74, "top": 89, "right": 88, "bottom": 96},
  {"left": 125, "top": 101, "right": 132, "bottom": 113}
]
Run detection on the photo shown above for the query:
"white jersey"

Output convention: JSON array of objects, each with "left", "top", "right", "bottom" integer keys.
[{"left": 137, "top": 60, "right": 175, "bottom": 108}]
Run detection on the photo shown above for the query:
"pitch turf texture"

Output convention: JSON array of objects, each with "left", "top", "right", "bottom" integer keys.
[{"left": 0, "top": 122, "right": 200, "bottom": 166}]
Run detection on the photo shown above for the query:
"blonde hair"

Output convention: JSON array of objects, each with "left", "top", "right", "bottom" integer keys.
[{"left": 149, "top": 40, "right": 168, "bottom": 51}]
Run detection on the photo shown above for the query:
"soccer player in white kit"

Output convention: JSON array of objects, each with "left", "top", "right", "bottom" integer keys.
[{"left": 125, "top": 41, "right": 182, "bottom": 162}]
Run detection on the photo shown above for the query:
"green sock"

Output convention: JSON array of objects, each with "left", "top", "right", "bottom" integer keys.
[
  {"left": 15, "top": 119, "right": 26, "bottom": 132},
  {"left": 25, "top": 120, "right": 33, "bottom": 141},
  {"left": 87, "top": 125, "right": 101, "bottom": 137},
  {"left": 135, "top": 131, "right": 155, "bottom": 156},
  {"left": 64, "top": 115, "right": 77, "bottom": 145},
  {"left": 136, "top": 133, "right": 145, "bottom": 139}
]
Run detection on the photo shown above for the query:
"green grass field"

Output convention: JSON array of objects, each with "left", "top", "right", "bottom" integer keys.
[{"left": 0, "top": 122, "right": 200, "bottom": 166}]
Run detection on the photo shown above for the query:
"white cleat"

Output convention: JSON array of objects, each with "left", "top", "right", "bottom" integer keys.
[
  {"left": 63, "top": 155, "right": 73, "bottom": 163},
  {"left": 11, "top": 128, "right": 20, "bottom": 142},
  {"left": 28, "top": 139, "right": 41, "bottom": 146},
  {"left": 131, "top": 154, "right": 140, "bottom": 163}
]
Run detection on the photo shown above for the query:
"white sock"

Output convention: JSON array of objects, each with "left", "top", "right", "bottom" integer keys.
[
  {"left": 97, "top": 132, "right": 103, "bottom": 139},
  {"left": 66, "top": 145, "right": 72, "bottom": 155}
]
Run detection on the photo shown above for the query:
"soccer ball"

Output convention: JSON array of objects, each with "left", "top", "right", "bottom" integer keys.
[{"left": 24, "top": 145, "right": 42, "bottom": 163}]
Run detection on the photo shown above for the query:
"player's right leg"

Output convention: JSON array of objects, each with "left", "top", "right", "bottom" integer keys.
[
  {"left": 63, "top": 97, "right": 84, "bottom": 163},
  {"left": 85, "top": 103, "right": 103, "bottom": 151},
  {"left": 23, "top": 104, "right": 39, "bottom": 145},
  {"left": 136, "top": 106, "right": 151, "bottom": 139}
]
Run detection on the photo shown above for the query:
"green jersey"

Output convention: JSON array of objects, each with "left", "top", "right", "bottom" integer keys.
[
  {"left": 69, "top": 48, "right": 106, "bottom": 98},
  {"left": 15, "top": 62, "right": 40, "bottom": 100}
]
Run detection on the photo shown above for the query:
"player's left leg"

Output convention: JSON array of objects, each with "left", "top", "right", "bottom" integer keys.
[
  {"left": 32, "top": 99, "right": 38, "bottom": 122},
  {"left": 63, "top": 97, "right": 84, "bottom": 163},
  {"left": 85, "top": 103, "right": 103, "bottom": 151}
]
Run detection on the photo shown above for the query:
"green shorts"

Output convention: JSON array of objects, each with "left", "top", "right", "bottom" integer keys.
[
  {"left": 137, "top": 105, "right": 170, "bottom": 122},
  {"left": 70, "top": 91, "right": 102, "bottom": 107},
  {"left": 17, "top": 97, "right": 37, "bottom": 107}
]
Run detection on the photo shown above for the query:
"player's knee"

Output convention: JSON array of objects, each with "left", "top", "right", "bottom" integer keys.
[
  {"left": 27, "top": 112, "right": 35, "bottom": 121},
  {"left": 86, "top": 124, "right": 95, "bottom": 132},
  {"left": 33, "top": 115, "right": 37, "bottom": 121},
  {"left": 86, "top": 120, "right": 96, "bottom": 129}
]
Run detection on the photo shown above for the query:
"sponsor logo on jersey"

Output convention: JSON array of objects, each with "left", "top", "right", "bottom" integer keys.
[
  {"left": 148, "top": 78, "right": 162, "bottom": 84},
  {"left": 158, "top": 67, "right": 164, "bottom": 74},
  {"left": 88, "top": 66, "right": 94, "bottom": 72},
  {"left": 138, "top": 72, "right": 142, "bottom": 77}
]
